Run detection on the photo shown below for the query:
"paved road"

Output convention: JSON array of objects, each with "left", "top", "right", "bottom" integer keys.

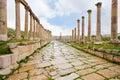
[{"left": 25, "top": 41, "right": 120, "bottom": 80}]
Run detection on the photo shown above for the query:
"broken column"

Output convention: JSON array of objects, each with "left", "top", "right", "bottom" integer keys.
[
  {"left": 96, "top": 2, "right": 102, "bottom": 41},
  {"left": 15, "top": 0, "right": 21, "bottom": 39},
  {"left": 87, "top": 10, "right": 92, "bottom": 42},
  {"left": 111, "top": 0, "right": 118, "bottom": 42},
  {"left": 77, "top": 19, "right": 80, "bottom": 41},
  {"left": 24, "top": 6, "right": 29, "bottom": 39},
  {"left": 82, "top": 16, "right": 85, "bottom": 42}
]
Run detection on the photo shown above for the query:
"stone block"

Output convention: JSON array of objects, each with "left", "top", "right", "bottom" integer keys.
[
  {"left": 58, "top": 68, "right": 76, "bottom": 76},
  {"left": 77, "top": 68, "right": 96, "bottom": 76},
  {"left": 0, "top": 55, "right": 11, "bottom": 68},
  {"left": 81, "top": 73, "right": 105, "bottom": 80},
  {"left": 19, "top": 65, "right": 35, "bottom": 73},
  {"left": 97, "top": 69, "right": 119, "bottom": 78},
  {"left": 113, "top": 56, "right": 120, "bottom": 62},
  {"left": 6, "top": 72, "right": 28, "bottom": 80},
  {"left": 96, "top": 52, "right": 104, "bottom": 58},
  {"left": 7, "top": 43, "right": 18, "bottom": 49},
  {"left": 18, "top": 53, "right": 29, "bottom": 61},
  {"left": 11, "top": 48, "right": 19, "bottom": 54},
  {"left": 29, "top": 69, "right": 43, "bottom": 76},
  {"left": 103, "top": 53, "right": 113, "bottom": 60},
  {"left": 11, "top": 53, "right": 18, "bottom": 64}
]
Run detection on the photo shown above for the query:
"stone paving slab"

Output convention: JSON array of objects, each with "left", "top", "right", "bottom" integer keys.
[
  {"left": 7, "top": 41, "right": 120, "bottom": 80},
  {"left": 81, "top": 73, "right": 105, "bottom": 80}
]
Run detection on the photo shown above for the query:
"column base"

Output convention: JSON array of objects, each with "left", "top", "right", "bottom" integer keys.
[
  {"left": 110, "top": 39, "right": 120, "bottom": 44},
  {"left": 30, "top": 37, "right": 33, "bottom": 40},
  {"left": 0, "top": 34, "right": 7, "bottom": 41}
]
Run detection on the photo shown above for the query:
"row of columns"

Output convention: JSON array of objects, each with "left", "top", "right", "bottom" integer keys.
[
  {"left": 72, "top": 0, "right": 118, "bottom": 43},
  {"left": 0, "top": 0, "right": 52, "bottom": 41}
]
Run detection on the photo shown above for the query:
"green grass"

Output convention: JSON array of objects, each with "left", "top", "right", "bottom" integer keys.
[
  {"left": 73, "top": 43, "right": 120, "bottom": 50},
  {"left": 0, "top": 40, "right": 12, "bottom": 55},
  {"left": 0, "top": 39, "right": 31, "bottom": 55}
]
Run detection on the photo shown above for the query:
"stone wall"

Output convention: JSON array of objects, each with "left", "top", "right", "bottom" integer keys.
[
  {"left": 0, "top": 40, "right": 47, "bottom": 75},
  {"left": 71, "top": 44, "right": 120, "bottom": 64}
]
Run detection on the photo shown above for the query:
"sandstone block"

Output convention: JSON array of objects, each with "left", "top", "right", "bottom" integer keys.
[
  {"left": 11, "top": 53, "right": 18, "bottom": 64},
  {"left": 19, "top": 65, "right": 34, "bottom": 73},
  {"left": 7, "top": 43, "right": 18, "bottom": 49},
  {"left": 0, "top": 55, "right": 11, "bottom": 68},
  {"left": 113, "top": 56, "right": 120, "bottom": 62},
  {"left": 6, "top": 72, "right": 28, "bottom": 80}
]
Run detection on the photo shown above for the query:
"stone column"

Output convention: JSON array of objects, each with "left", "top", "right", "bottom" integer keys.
[
  {"left": 72, "top": 29, "right": 74, "bottom": 41},
  {"left": 96, "top": 2, "right": 102, "bottom": 41},
  {"left": 77, "top": 19, "right": 80, "bottom": 41},
  {"left": 0, "top": 0, "right": 7, "bottom": 41},
  {"left": 82, "top": 16, "right": 85, "bottom": 41},
  {"left": 87, "top": 10, "right": 92, "bottom": 41},
  {"left": 15, "top": 0, "right": 21, "bottom": 39},
  {"left": 33, "top": 18, "right": 36, "bottom": 40},
  {"left": 24, "top": 6, "right": 29, "bottom": 39},
  {"left": 111, "top": 0, "right": 118, "bottom": 42},
  {"left": 30, "top": 13, "right": 33, "bottom": 40},
  {"left": 75, "top": 28, "right": 76, "bottom": 41}
]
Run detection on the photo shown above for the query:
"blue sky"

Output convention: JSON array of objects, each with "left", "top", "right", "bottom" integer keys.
[{"left": 7, "top": 0, "right": 120, "bottom": 36}]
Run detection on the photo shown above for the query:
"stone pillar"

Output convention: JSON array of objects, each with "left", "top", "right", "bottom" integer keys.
[
  {"left": 15, "top": 0, "right": 21, "bottom": 39},
  {"left": 72, "top": 29, "right": 74, "bottom": 41},
  {"left": 96, "top": 2, "right": 102, "bottom": 41},
  {"left": 75, "top": 28, "right": 76, "bottom": 41},
  {"left": 111, "top": 0, "right": 118, "bottom": 42},
  {"left": 0, "top": 0, "right": 7, "bottom": 41},
  {"left": 24, "top": 6, "right": 29, "bottom": 39},
  {"left": 30, "top": 13, "right": 33, "bottom": 40},
  {"left": 82, "top": 16, "right": 85, "bottom": 41},
  {"left": 77, "top": 19, "right": 80, "bottom": 41},
  {"left": 33, "top": 18, "right": 36, "bottom": 40},
  {"left": 87, "top": 10, "right": 92, "bottom": 41}
]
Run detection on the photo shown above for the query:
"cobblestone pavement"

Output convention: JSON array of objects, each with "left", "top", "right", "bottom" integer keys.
[{"left": 23, "top": 41, "right": 120, "bottom": 80}]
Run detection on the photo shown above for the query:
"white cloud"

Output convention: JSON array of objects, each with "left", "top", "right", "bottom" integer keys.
[
  {"left": 40, "top": 18, "right": 72, "bottom": 36},
  {"left": 7, "top": 0, "right": 120, "bottom": 36}
]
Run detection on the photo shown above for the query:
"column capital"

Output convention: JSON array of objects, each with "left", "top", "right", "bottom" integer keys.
[
  {"left": 25, "top": 5, "right": 29, "bottom": 10},
  {"left": 96, "top": 2, "right": 102, "bottom": 8},
  {"left": 77, "top": 19, "right": 80, "bottom": 22},
  {"left": 82, "top": 16, "right": 84, "bottom": 19},
  {"left": 87, "top": 10, "right": 92, "bottom": 14},
  {"left": 15, "top": 0, "right": 20, "bottom": 3}
]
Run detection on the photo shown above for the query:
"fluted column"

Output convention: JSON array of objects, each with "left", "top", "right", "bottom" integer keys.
[
  {"left": 82, "top": 16, "right": 85, "bottom": 41},
  {"left": 15, "top": 0, "right": 21, "bottom": 39},
  {"left": 24, "top": 6, "right": 29, "bottom": 39},
  {"left": 87, "top": 10, "right": 92, "bottom": 41},
  {"left": 30, "top": 13, "right": 33, "bottom": 40},
  {"left": 0, "top": 0, "right": 7, "bottom": 41},
  {"left": 111, "top": 0, "right": 118, "bottom": 42},
  {"left": 77, "top": 19, "right": 80, "bottom": 41},
  {"left": 96, "top": 2, "right": 102, "bottom": 41}
]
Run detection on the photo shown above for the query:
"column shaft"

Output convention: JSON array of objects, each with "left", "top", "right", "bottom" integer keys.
[
  {"left": 82, "top": 16, "right": 85, "bottom": 41},
  {"left": 15, "top": 0, "right": 21, "bottom": 39},
  {"left": 77, "top": 20, "right": 80, "bottom": 41},
  {"left": 24, "top": 6, "right": 29, "bottom": 39},
  {"left": 96, "top": 2, "right": 102, "bottom": 41},
  {"left": 111, "top": 0, "right": 118, "bottom": 41},
  {"left": 87, "top": 10, "right": 92, "bottom": 41},
  {"left": 30, "top": 14, "right": 33, "bottom": 40},
  {"left": 0, "top": 0, "right": 7, "bottom": 41}
]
